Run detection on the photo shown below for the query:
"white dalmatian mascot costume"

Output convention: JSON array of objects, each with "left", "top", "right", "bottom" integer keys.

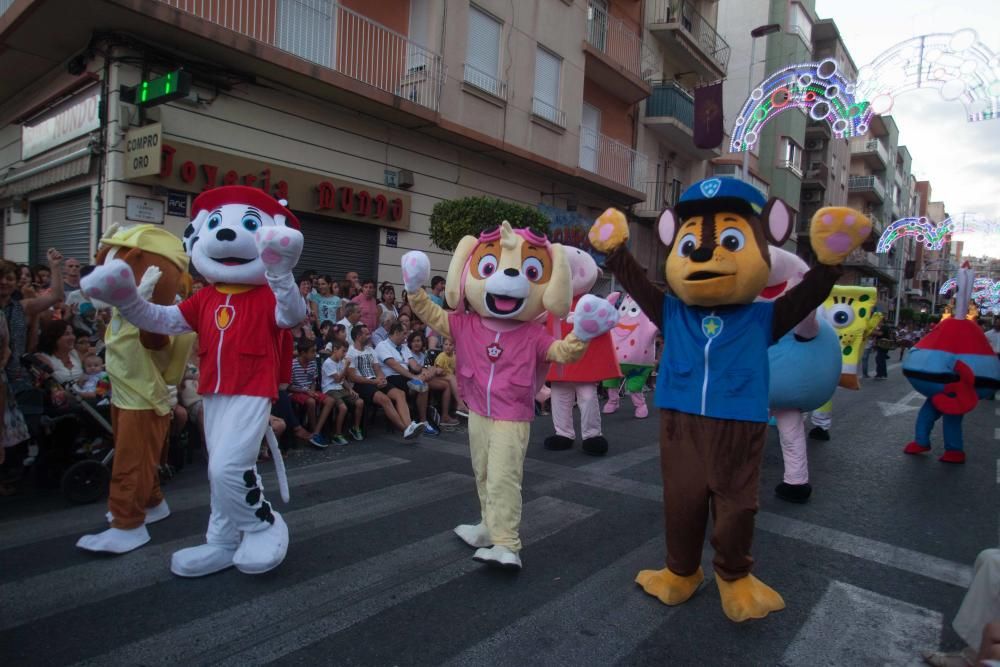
[{"left": 81, "top": 185, "right": 305, "bottom": 577}]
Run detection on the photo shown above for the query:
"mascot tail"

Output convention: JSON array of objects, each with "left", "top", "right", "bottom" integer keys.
[{"left": 265, "top": 427, "right": 290, "bottom": 503}]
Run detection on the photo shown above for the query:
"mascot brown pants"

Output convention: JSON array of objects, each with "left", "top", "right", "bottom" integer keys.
[
  {"left": 108, "top": 407, "right": 171, "bottom": 530},
  {"left": 660, "top": 409, "right": 766, "bottom": 581}
]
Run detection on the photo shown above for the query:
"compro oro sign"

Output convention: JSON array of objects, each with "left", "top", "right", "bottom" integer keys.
[
  {"left": 124, "top": 123, "right": 162, "bottom": 178},
  {"left": 21, "top": 85, "right": 100, "bottom": 160}
]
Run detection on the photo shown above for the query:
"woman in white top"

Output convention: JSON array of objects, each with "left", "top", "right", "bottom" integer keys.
[
  {"left": 379, "top": 283, "right": 400, "bottom": 320},
  {"left": 36, "top": 319, "right": 83, "bottom": 385}
]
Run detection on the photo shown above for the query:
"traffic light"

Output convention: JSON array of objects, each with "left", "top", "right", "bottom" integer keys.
[{"left": 121, "top": 70, "right": 192, "bottom": 108}]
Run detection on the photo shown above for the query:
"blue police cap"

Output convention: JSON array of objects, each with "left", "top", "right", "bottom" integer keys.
[{"left": 674, "top": 177, "right": 768, "bottom": 219}]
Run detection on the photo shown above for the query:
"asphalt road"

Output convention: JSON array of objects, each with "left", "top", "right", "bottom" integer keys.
[{"left": 1, "top": 358, "right": 997, "bottom": 666}]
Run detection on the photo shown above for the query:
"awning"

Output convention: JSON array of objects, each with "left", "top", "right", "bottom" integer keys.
[{"left": 0, "top": 139, "right": 94, "bottom": 198}]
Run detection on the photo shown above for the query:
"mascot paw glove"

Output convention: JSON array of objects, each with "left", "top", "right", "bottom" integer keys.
[
  {"left": 571, "top": 294, "right": 619, "bottom": 341},
  {"left": 401, "top": 251, "right": 431, "bottom": 293},
  {"left": 137, "top": 266, "right": 163, "bottom": 301},
  {"left": 81, "top": 259, "right": 139, "bottom": 307},
  {"left": 932, "top": 360, "right": 979, "bottom": 415},
  {"left": 809, "top": 207, "right": 871, "bottom": 265},
  {"left": 588, "top": 208, "right": 629, "bottom": 254},
  {"left": 256, "top": 226, "right": 304, "bottom": 277}
]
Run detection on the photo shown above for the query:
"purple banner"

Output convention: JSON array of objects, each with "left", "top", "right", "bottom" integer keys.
[{"left": 694, "top": 81, "right": 724, "bottom": 150}]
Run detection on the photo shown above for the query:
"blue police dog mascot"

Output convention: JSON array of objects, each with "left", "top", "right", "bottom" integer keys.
[{"left": 589, "top": 178, "right": 870, "bottom": 622}]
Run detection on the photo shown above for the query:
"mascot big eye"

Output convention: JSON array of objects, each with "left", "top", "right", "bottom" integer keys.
[
  {"left": 400, "top": 221, "right": 617, "bottom": 571},
  {"left": 82, "top": 186, "right": 305, "bottom": 578},
  {"left": 589, "top": 177, "right": 871, "bottom": 623}
]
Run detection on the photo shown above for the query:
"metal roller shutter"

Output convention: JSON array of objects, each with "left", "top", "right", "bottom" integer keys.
[
  {"left": 34, "top": 191, "right": 92, "bottom": 265},
  {"left": 294, "top": 214, "right": 380, "bottom": 284}
]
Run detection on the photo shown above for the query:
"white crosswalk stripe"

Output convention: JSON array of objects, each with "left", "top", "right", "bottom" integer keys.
[
  {"left": 74, "top": 496, "right": 597, "bottom": 666},
  {"left": 781, "top": 580, "right": 942, "bottom": 666},
  {"left": 443, "top": 537, "right": 669, "bottom": 667},
  {"left": 0, "top": 471, "right": 472, "bottom": 631},
  {"left": 0, "top": 454, "right": 409, "bottom": 551}
]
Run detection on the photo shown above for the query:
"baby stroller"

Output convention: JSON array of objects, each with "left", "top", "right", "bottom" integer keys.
[{"left": 21, "top": 354, "right": 116, "bottom": 504}]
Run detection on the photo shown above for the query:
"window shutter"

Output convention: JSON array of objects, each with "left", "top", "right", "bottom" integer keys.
[
  {"left": 467, "top": 6, "right": 501, "bottom": 82},
  {"left": 276, "top": 0, "right": 336, "bottom": 68},
  {"left": 533, "top": 47, "right": 561, "bottom": 122}
]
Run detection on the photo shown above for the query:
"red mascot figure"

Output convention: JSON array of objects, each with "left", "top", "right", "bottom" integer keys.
[{"left": 543, "top": 246, "right": 621, "bottom": 456}]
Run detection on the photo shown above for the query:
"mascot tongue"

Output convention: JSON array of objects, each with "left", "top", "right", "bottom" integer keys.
[{"left": 493, "top": 296, "right": 519, "bottom": 311}]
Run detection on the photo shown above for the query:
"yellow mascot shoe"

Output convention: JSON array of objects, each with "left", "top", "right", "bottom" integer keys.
[
  {"left": 715, "top": 573, "right": 785, "bottom": 622},
  {"left": 588, "top": 208, "right": 630, "bottom": 254},
  {"left": 635, "top": 566, "right": 704, "bottom": 606}
]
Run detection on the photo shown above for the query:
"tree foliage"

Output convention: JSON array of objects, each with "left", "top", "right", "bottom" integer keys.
[{"left": 428, "top": 197, "right": 550, "bottom": 252}]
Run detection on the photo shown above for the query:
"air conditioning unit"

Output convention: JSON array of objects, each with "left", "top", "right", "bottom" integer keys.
[
  {"left": 805, "top": 138, "right": 825, "bottom": 151},
  {"left": 802, "top": 190, "right": 822, "bottom": 203}
]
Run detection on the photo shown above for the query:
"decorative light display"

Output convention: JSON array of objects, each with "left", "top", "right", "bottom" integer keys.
[
  {"left": 876, "top": 215, "right": 1000, "bottom": 253},
  {"left": 877, "top": 216, "right": 956, "bottom": 252},
  {"left": 730, "top": 58, "right": 868, "bottom": 152},
  {"left": 939, "top": 277, "right": 1000, "bottom": 315},
  {"left": 855, "top": 29, "right": 1000, "bottom": 123},
  {"left": 730, "top": 29, "right": 999, "bottom": 153}
]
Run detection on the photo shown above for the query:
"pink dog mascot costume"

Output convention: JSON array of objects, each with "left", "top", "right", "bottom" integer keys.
[
  {"left": 602, "top": 293, "right": 659, "bottom": 419},
  {"left": 543, "top": 247, "right": 621, "bottom": 456},
  {"left": 401, "top": 222, "right": 617, "bottom": 569},
  {"left": 81, "top": 185, "right": 305, "bottom": 577}
]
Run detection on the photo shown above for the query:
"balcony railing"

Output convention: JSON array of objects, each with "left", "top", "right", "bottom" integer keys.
[
  {"left": 646, "top": 0, "right": 731, "bottom": 71},
  {"left": 850, "top": 138, "right": 889, "bottom": 165},
  {"left": 645, "top": 81, "right": 694, "bottom": 129},
  {"left": 154, "top": 0, "right": 445, "bottom": 112},
  {"left": 579, "top": 127, "right": 647, "bottom": 192},
  {"left": 586, "top": 0, "right": 652, "bottom": 81},
  {"left": 635, "top": 180, "right": 670, "bottom": 216},
  {"left": 849, "top": 175, "right": 886, "bottom": 199},
  {"left": 463, "top": 64, "right": 507, "bottom": 100},
  {"left": 531, "top": 97, "right": 567, "bottom": 127}
]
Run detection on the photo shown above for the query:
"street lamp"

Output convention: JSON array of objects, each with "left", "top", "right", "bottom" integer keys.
[{"left": 741, "top": 23, "right": 781, "bottom": 184}]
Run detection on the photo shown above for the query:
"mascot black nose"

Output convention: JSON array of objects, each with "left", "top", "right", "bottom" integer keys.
[
  {"left": 80, "top": 265, "right": 95, "bottom": 277},
  {"left": 504, "top": 268, "right": 519, "bottom": 277},
  {"left": 216, "top": 228, "right": 237, "bottom": 242},
  {"left": 689, "top": 247, "right": 713, "bottom": 263}
]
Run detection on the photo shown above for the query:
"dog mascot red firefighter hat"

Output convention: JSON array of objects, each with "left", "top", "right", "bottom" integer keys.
[
  {"left": 400, "top": 221, "right": 618, "bottom": 570},
  {"left": 82, "top": 186, "right": 306, "bottom": 577},
  {"left": 589, "top": 177, "right": 870, "bottom": 622},
  {"left": 76, "top": 224, "right": 195, "bottom": 555}
]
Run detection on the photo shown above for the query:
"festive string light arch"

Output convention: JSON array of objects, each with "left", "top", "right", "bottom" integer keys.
[
  {"left": 876, "top": 215, "right": 1000, "bottom": 253},
  {"left": 939, "top": 278, "right": 1000, "bottom": 315},
  {"left": 730, "top": 29, "right": 999, "bottom": 153},
  {"left": 729, "top": 59, "right": 867, "bottom": 152},
  {"left": 855, "top": 29, "right": 1000, "bottom": 123}
]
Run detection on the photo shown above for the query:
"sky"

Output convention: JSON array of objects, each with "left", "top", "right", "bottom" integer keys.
[{"left": 813, "top": 0, "right": 1000, "bottom": 258}]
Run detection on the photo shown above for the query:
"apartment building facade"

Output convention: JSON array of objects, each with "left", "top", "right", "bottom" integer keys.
[
  {"left": 717, "top": 0, "right": 817, "bottom": 248},
  {"left": 0, "top": 0, "right": 668, "bottom": 287}
]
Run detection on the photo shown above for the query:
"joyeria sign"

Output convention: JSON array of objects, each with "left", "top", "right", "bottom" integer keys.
[{"left": 139, "top": 140, "right": 410, "bottom": 229}]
